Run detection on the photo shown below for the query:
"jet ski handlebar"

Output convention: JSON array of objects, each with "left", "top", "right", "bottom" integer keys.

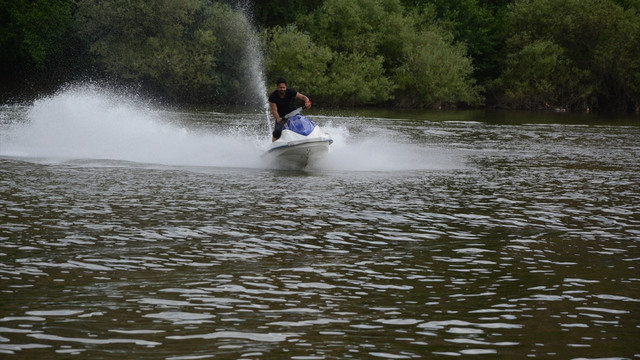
[{"left": 284, "top": 106, "right": 305, "bottom": 120}]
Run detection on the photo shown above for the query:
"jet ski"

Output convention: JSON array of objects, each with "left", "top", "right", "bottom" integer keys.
[{"left": 263, "top": 107, "right": 333, "bottom": 169}]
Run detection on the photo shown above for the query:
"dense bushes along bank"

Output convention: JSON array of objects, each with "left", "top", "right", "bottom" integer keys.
[{"left": 1, "top": 0, "right": 639, "bottom": 112}]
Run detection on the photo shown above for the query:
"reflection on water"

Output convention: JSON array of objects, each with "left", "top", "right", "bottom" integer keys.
[{"left": 1, "top": 90, "right": 639, "bottom": 359}]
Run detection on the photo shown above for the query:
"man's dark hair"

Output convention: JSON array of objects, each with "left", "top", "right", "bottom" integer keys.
[{"left": 276, "top": 78, "right": 287, "bottom": 85}]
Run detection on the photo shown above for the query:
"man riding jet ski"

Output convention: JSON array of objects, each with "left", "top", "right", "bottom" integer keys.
[{"left": 264, "top": 78, "right": 332, "bottom": 169}]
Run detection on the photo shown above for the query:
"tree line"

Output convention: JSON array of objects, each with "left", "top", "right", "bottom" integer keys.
[{"left": 1, "top": 0, "right": 639, "bottom": 112}]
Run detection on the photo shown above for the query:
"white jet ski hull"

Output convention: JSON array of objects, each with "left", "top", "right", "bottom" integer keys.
[
  {"left": 263, "top": 121, "right": 333, "bottom": 169},
  {"left": 265, "top": 139, "right": 332, "bottom": 169}
]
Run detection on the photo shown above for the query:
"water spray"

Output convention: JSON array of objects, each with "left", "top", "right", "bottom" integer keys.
[{"left": 236, "top": 1, "right": 272, "bottom": 135}]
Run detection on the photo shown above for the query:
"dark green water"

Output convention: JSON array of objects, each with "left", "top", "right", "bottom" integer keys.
[{"left": 1, "top": 89, "right": 639, "bottom": 359}]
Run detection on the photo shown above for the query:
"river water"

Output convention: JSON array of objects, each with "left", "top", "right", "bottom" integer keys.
[{"left": 1, "top": 87, "right": 639, "bottom": 359}]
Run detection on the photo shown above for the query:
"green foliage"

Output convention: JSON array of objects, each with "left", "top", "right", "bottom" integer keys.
[
  {"left": 2, "top": 0, "right": 638, "bottom": 112},
  {"left": 288, "top": 0, "right": 481, "bottom": 107},
  {"left": 76, "top": 0, "right": 223, "bottom": 103},
  {"left": 264, "top": 26, "right": 332, "bottom": 97},
  {"left": 498, "top": 40, "right": 590, "bottom": 109},
  {"left": 500, "top": 0, "right": 640, "bottom": 111},
  {"left": 251, "top": 0, "right": 323, "bottom": 28},
  {"left": 401, "top": 0, "right": 509, "bottom": 83},
  {"left": 394, "top": 29, "right": 483, "bottom": 108},
  {"left": 264, "top": 25, "right": 393, "bottom": 106},
  {"left": 0, "top": 0, "right": 75, "bottom": 72},
  {"left": 299, "top": 0, "right": 406, "bottom": 61},
  {"left": 76, "top": 0, "right": 267, "bottom": 104},
  {"left": 323, "top": 52, "right": 393, "bottom": 105}
]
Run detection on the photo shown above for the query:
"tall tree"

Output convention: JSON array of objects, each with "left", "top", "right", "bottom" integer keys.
[
  {"left": 0, "top": 0, "right": 79, "bottom": 96},
  {"left": 401, "top": 0, "right": 510, "bottom": 84},
  {"left": 284, "top": 0, "right": 482, "bottom": 107},
  {"left": 76, "top": 0, "right": 265, "bottom": 104},
  {"left": 499, "top": 0, "right": 640, "bottom": 111},
  {"left": 250, "top": 0, "right": 323, "bottom": 28}
]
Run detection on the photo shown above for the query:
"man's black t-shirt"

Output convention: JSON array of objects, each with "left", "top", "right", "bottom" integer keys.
[{"left": 268, "top": 88, "right": 298, "bottom": 118}]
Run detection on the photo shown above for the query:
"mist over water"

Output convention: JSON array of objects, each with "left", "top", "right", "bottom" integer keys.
[{"left": 0, "top": 85, "right": 456, "bottom": 172}]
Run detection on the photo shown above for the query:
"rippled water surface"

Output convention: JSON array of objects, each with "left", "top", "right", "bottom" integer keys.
[{"left": 1, "top": 89, "right": 639, "bottom": 359}]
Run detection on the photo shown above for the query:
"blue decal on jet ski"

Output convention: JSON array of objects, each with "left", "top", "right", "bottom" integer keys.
[{"left": 285, "top": 115, "right": 317, "bottom": 136}]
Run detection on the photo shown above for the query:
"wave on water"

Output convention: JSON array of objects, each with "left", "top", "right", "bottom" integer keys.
[
  {"left": 0, "top": 85, "right": 462, "bottom": 172},
  {"left": 0, "top": 85, "right": 267, "bottom": 169},
  {"left": 319, "top": 124, "right": 462, "bottom": 172}
]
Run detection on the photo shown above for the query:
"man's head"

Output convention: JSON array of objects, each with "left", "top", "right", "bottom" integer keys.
[{"left": 276, "top": 78, "right": 287, "bottom": 95}]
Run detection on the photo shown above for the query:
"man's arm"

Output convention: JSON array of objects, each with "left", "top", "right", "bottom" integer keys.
[
  {"left": 269, "top": 102, "right": 282, "bottom": 123},
  {"left": 296, "top": 92, "right": 312, "bottom": 109}
]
